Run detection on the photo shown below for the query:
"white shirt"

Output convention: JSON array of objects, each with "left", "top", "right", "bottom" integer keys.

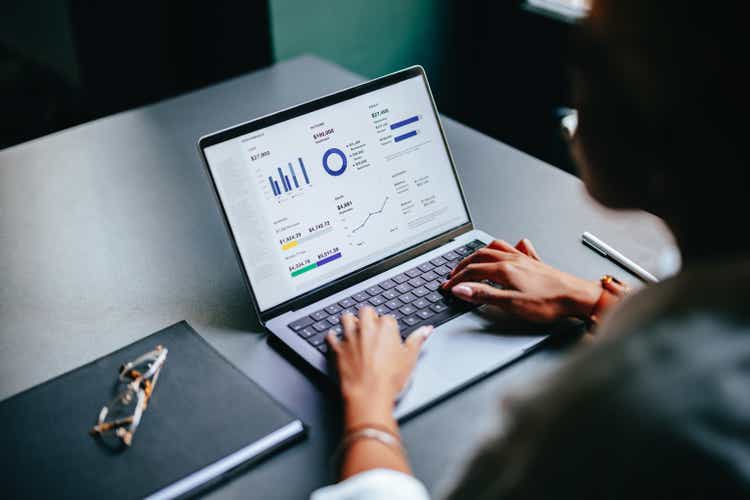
[{"left": 311, "top": 469, "right": 430, "bottom": 500}]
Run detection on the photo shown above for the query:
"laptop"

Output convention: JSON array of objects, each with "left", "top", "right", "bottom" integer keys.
[{"left": 198, "top": 66, "right": 547, "bottom": 419}]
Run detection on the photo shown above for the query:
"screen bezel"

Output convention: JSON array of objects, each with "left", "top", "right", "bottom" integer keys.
[{"left": 198, "top": 66, "right": 474, "bottom": 322}]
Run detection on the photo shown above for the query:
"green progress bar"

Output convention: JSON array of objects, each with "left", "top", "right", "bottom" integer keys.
[
  {"left": 291, "top": 262, "right": 317, "bottom": 277},
  {"left": 290, "top": 251, "right": 343, "bottom": 277}
]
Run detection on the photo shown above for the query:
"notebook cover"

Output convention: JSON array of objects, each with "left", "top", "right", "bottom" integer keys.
[{"left": 0, "top": 321, "right": 305, "bottom": 499}]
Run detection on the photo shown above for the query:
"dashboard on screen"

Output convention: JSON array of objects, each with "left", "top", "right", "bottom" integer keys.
[{"left": 203, "top": 75, "right": 469, "bottom": 312}]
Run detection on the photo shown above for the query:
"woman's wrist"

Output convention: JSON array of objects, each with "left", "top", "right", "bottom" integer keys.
[
  {"left": 343, "top": 391, "right": 398, "bottom": 432},
  {"left": 563, "top": 278, "right": 603, "bottom": 319}
]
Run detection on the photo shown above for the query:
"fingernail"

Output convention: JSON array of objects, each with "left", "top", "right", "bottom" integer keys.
[
  {"left": 416, "top": 326, "right": 434, "bottom": 339},
  {"left": 452, "top": 285, "right": 473, "bottom": 300}
]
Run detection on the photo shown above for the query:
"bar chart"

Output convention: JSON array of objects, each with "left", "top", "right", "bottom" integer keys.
[
  {"left": 390, "top": 115, "right": 420, "bottom": 143},
  {"left": 269, "top": 158, "right": 311, "bottom": 196}
]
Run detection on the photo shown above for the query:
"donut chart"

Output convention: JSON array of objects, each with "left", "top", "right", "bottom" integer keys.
[{"left": 322, "top": 147, "right": 347, "bottom": 176}]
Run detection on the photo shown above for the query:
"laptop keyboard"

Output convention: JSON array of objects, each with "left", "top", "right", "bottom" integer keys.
[{"left": 287, "top": 239, "right": 487, "bottom": 355}]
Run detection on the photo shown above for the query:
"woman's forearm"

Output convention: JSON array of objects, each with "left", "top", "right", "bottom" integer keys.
[{"left": 339, "top": 395, "right": 413, "bottom": 480}]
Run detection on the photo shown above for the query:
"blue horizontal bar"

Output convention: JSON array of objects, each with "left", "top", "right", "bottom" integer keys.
[
  {"left": 394, "top": 130, "right": 417, "bottom": 142},
  {"left": 390, "top": 115, "right": 419, "bottom": 130}
]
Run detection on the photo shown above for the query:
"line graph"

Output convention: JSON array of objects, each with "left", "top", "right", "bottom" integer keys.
[{"left": 351, "top": 196, "right": 389, "bottom": 234}]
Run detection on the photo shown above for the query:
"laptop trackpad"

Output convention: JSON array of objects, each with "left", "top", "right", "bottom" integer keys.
[{"left": 394, "top": 308, "right": 546, "bottom": 419}]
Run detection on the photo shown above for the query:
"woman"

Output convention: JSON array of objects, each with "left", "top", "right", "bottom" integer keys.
[{"left": 313, "top": 1, "right": 750, "bottom": 498}]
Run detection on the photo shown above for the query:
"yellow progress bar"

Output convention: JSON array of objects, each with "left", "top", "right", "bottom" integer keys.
[{"left": 281, "top": 240, "right": 298, "bottom": 251}]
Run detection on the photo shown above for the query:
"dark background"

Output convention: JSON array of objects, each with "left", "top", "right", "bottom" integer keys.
[{"left": 0, "top": 0, "right": 575, "bottom": 172}]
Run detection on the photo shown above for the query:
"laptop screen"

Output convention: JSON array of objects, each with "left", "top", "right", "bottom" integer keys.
[{"left": 203, "top": 73, "right": 470, "bottom": 312}]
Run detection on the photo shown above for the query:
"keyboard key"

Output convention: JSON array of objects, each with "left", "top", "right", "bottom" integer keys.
[
  {"left": 298, "top": 326, "right": 316, "bottom": 339},
  {"left": 332, "top": 325, "right": 343, "bottom": 334},
  {"left": 430, "top": 256, "right": 447, "bottom": 266},
  {"left": 340, "top": 308, "right": 356, "bottom": 317},
  {"left": 435, "top": 265, "right": 452, "bottom": 275},
  {"left": 385, "top": 299, "right": 402, "bottom": 310},
  {"left": 388, "top": 309, "right": 404, "bottom": 320},
  {"left": 339, "top": 297, "right": 356, "bottom": 308},
  {"left": 355, "top": 302, "right": 370, "bottom": 311},
  {"left": 311, "top": 310, "right": 329, "bottom": 321},
  {"left": 310, "top": 333, "right": 327, "bottom": 346},
  {"left": 289, "top": 316, "right": 314, "bottom": 331},
  {"left": 405, "top": 268, "right": 422, "bottom": 278},
  {"left": 399, "top": 292, "right": 417, "bottom": 303},
  {"left": 426, "top": 292, "right": 443, "bottom": 303},
  {"left": 327, "top": 315, "right": 340, "bottom": 325},
  {"left": 442, "top": 251, "right": 459, "bottom": 261},
  {"left": 402, "top": 316, "right": 421, "bottom": 326},
  {"left": 325, "top": 304, "right": 342, "bottom": 315},
  {"left": 417, "top": 309, "right": 435, "bottom": 320},
  {"left": 375, "top": 305, "right": 390, "bottom": 315},
  {"left": 399, "top": 304, "right": 417, "bottom": 315},
  {"left": 413, "top": 298, "right": 429, "bottom": 309},
  {"left": 378, "top": 279, "right": 397, "bottom": 290},
  {"left": 312, "top": 320, "right": 332, "bottom": 332},
  {"left": 352, "top": 292, "right": 369, "bottom": 302},
  {"left": 317, "top": 343, "right": 329, "bottom": 354},
  {"left": 413, "top": 286, "right": 429, "bottom": 297},
  {"left": 395, "top": 283, "right": 412, "bottom": 294},
  {"left": 368, "top": 296, "right": 385, "bottom": 306},
  {"left": 430, "top": 302, "right": 449, "bottom": 313},
  {"left": 382, "top": 290, "right": 399, "bottom": 300},
  {"left": 468, "top": 240, "right": 486, "bottom": 249},
  {"left": 422, "top": 271, "right": 438, "bottom": 281},
  {"left": 446, "top": 260, "right": 461, "bottom": 269},
  {"left": 366, "top": 285, "right": 383, "bottom": 296},
  {"left": 418, "top": 262, "right": 434, "bottom": 272},
  {"left": 455, "top": 246, "right": 473, "bottom": 256},
  {"left": 425, "top": 280, "right": 441, "bottom": 291},
  {"left": 392, "top": 273, "right": 409, "bottom": 284},
  {"left": 408, "top": 277, "right": 426, "bottom": 287}
]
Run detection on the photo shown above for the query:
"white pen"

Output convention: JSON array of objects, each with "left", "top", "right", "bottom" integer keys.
[{"left": 582, "top": 231, "right": 659, "bottom": 283}]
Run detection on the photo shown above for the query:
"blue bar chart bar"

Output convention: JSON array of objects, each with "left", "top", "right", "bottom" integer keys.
[
  {"left": 394, "top": 130, "right": 418, "bottom": 142},
  {"left": 390, "top": 115, "right": 419, "bottom": 130},
  {"left": 288, "top": 163, "right": 299, "bottom": 188},
  {"left": 277, "top": 167, "right": 288, "bottom": 192},
  {"left": 268, "top": 176, "right": 278, "bottom": 196},
  {"left": 273, "top": 180, "right": 281, "bottom": 195},
  {"left": 298, "top": 158, "right": 310, "bottom": 184},
  {"left": 284, "top": 175, "right": 291, "bottom": 191}
]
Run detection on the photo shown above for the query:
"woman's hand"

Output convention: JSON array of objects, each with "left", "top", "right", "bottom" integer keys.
[
  {"left": 442, "top": 238, "right": 601, "bottom": 323},
  {"left": 327, "top": 307, "right": 432, "bottom": 429},
  {"left": 327, "top": 308, "right": 431, "bottom": 479}
]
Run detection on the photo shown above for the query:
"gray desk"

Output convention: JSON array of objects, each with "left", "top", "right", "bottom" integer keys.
[{"left": 0, "top": 55, "right": 674, "bottom": 498}]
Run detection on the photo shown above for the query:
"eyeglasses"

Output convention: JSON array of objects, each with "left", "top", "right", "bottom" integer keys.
[{"left": 90, "top": 345, "right": 168, "bottom": 446}]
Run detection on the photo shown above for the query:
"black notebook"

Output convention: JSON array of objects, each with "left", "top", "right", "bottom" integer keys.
[{"left": 0, "top": 321, "right": 305, "bottom": 499}]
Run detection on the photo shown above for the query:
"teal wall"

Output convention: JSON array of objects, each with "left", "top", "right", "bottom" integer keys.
[{"left": 270, "top": 0, "right": 450, "bottom": 88}]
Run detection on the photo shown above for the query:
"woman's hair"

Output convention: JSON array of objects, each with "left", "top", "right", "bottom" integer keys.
[
  {"left": 592, "top": 1, "right": 747, "bottom": 161},
  {"left": 571, "top": 0, "right": 748, "bottom": 217}
]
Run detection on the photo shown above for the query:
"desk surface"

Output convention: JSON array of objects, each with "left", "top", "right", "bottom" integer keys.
[{"left": 0, "top": 55, "right": 674, "bottom": 498}]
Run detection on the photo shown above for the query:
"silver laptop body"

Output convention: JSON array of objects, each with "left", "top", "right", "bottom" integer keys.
[{"left": 199, "top": 66, "right": 546, "bottom": 419}]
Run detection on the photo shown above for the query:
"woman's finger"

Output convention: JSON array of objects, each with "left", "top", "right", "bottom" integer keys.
[
  {"left": 357, "top": 306, "right": 378, "bottom": 337},
  {"left": 443, "top": 262, "right": 511, "bottom": 290},
  {"left": 450, "top": 248, "right": 511, "bottom": 278},
  {"left": 326, "top": 331, "right": 342, "bottom": 354},
  {"left": 341, "top": 312, "right": 358, "bottom": 342},
  {"left": 450, "top": 282, "right": 526, "bottom": 307},
  {"left": 516, "top": 238, "right": 541, "bottom": 261},
  {"left": 405, "top": 325, "right": 433, "bottom": 358},
  {"left": 378, "top": 313, "right": 400, "bottom": 339},
  {"left": 487, "top": 239, "right": 523, "bottom": 254}
]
